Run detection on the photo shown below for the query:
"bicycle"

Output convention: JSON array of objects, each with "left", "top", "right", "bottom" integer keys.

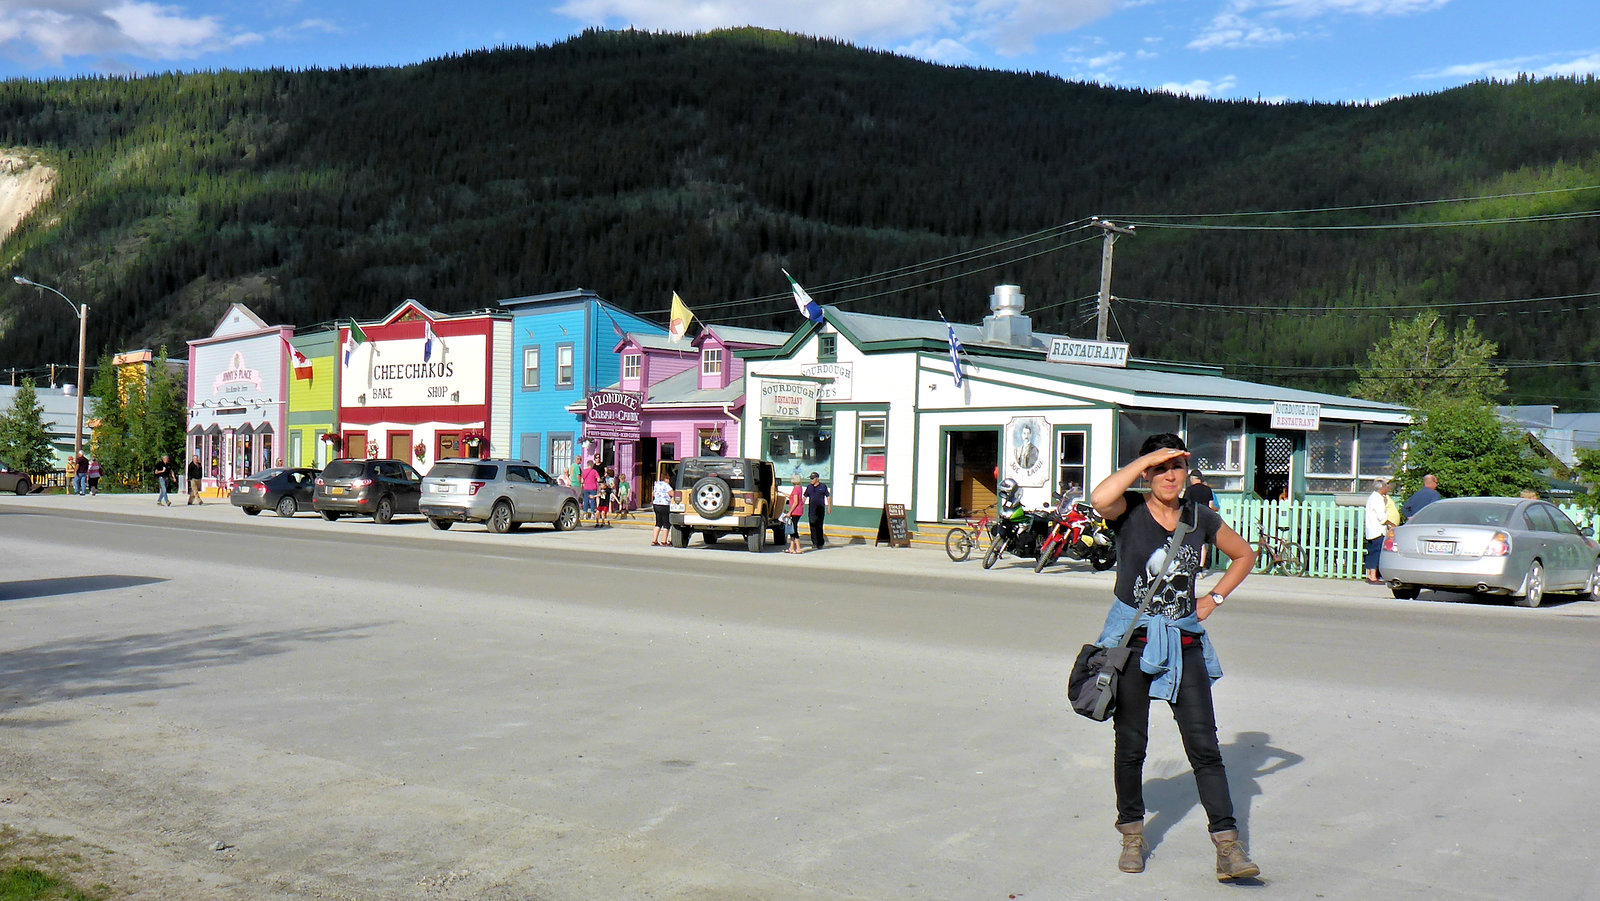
[
  {"left": 945, "top": 506, "right": 994, "bottom": 562},
  {"left": 1254, "top": 521, "right": 1306, "bottom": 576}
]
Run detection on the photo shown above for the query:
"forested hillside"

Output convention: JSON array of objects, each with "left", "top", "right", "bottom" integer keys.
[{"left": 0, "top": 28, "right": 1596, "bottom": 402}]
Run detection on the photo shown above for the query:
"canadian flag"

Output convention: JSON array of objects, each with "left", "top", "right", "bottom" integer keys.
[{"left": 282, "top": 334, "right": 313, "bottom": 381}]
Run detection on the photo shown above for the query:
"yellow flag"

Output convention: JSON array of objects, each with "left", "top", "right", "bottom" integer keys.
[{"left": 669, "top": 292, "right": 693, "bottom": 343}]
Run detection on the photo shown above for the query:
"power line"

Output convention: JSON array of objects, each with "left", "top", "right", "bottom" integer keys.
[
  {"left": 1124, "top": 210, "right": 1600, "bottom": 232},
  {"left": 1108, "top": 184, "right": 1600, "bottom": 220},
  {"left": 1117, "top": 291, "right": 1600, "bottom": 313}
]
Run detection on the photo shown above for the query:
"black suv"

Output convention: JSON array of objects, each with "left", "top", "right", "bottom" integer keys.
[
  {"left": 659, "top": 456, "right": 785, "bottom": 552},
  {"left": 312, "top": 458, "right": 423, "bottom": 523}
]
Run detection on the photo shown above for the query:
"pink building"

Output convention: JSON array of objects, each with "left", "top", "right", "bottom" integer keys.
[{"left": 575, "top": 324, "right": 787, "bottom": 506}]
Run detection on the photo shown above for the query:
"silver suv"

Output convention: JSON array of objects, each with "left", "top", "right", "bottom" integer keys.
[{"left": 419, "top": 458, "right": 580, "bottom": 533}]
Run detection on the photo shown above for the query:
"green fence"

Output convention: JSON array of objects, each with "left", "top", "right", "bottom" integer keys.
[{"left": 1214, "top": 496, "right": 1595, "bottom": 581}]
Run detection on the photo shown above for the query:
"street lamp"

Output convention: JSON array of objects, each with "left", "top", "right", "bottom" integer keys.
[{"left": 13, "top": 275, "right": 89, "bottom": 462}]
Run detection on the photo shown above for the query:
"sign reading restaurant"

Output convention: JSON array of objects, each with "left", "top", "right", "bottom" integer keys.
[
  {"left": 1045, "top": 337, "right": 1130, "bottom": 368},
  {"left": 584, "top": 390, "right": 643, "bottom": 440},
  {"left": 1271, "top": 401, "right": 1322, "bottom": 431}
]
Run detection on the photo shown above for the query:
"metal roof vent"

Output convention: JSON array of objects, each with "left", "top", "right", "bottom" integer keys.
[{"left": 982, "top": 285, "right": 1033, "bottom": 346}]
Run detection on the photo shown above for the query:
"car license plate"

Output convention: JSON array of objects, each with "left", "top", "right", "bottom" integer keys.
[
  {"left": 330, "top": 486, "right": 345, "bottom": 495},
  {"left": 1424, "top": 539, "right": 1455, "bottom": 555},
  {"left": 434, "top": 484, "right": 452, "bottom": 494}
]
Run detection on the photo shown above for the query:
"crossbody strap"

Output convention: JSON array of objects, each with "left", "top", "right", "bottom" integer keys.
[{"left": 1113, "top": 500, "right": 1196, "bottom": 649}]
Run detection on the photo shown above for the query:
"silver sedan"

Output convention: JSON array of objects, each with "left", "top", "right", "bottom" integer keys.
[{"left": 1383, "top": 497, "right": 1600, "bottom": 607}]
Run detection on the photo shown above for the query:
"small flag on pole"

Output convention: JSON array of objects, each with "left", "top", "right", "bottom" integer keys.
[
  {"left": 940, "top": 312, "right": 965, "bottom": 388},
  {"left": 783, "top": 269, "right": 824, "bottom": 323},
  {"left": 343, "top": 319, "right": 367, "bottom": 367},
  {"left": 423, "top": 320, "right": 440, "bottom": 362},
  {"left": 669, "top": 293, "right": 693, "bottom": 343},
  {"left": 282, "top": 334, "right": 313, "bottom": 381}
]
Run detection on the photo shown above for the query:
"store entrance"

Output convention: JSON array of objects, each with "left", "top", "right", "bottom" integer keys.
[
  {"left": 946, "top": 430, "right": 999, "bottom": 519},
  {"left": 1254, "top": 433, "right": 1294, "bottom": 500}
]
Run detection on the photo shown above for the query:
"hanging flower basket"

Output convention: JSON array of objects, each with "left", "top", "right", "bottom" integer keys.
[{"left": 414, "top": 441, "right": 427, "bottom": 465}]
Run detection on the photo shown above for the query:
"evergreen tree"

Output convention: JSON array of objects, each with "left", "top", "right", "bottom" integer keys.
[
  {"left": 0, "top": 378, "right": 57, "bottom": 473},
  {"left": 144, "top": 347, "right": 188, "bottom": 468},
  {"left": 1352, "top": 311, "right": 1508, "bottom": 409},
  {"left": 1392, "top": 398, "right": 1542, "bottom": 499}
]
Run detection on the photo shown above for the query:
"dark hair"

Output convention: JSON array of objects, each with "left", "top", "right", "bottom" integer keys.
[{"left": 1137, "top": 433, "right": 1187, "bottom": 456}]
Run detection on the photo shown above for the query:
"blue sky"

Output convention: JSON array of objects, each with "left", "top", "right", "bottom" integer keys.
[{"left": 0, "top": 0, "right": 1594, "bottom": 103}]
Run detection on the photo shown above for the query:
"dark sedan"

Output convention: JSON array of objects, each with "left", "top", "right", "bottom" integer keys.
[{"left": 231, "top": 467, "right": 319, "bottom": 517}]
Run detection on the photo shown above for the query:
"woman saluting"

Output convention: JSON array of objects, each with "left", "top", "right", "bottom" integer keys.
[{"left": 1089, "top": 433, "right": 1261, "bottom": 881}]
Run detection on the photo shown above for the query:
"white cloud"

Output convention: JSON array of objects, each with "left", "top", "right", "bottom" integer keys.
[
  {"left": 1158, "top": 74, "right": 1237, "bottom": 96},
  {"left": 898, "top": 36, "right": 977, "bottom": 64},
  {"left": 1417, "top": 52, "right": 1600, "bottom": 81},
  {"left": 0, "top": 1, "right": 255, "bottom": 65},
  {"left": 1190, "top": 0, "right": 1450, "bottom": 51}
]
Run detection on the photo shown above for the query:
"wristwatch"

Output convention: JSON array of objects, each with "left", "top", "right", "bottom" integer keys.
[{"left": 1208, "top": 592, "right": 1226, "bottom": 606}]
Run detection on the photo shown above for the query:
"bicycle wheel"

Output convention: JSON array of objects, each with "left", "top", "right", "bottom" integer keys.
[
  {"left": 982, "top": 534, "right": 1008, "bottom": 569},
  {"left": 1252, "top": 543, "right": 1272, "bottom": 574},
  {"left": 1282, "top": 547, "right": 1306, "bottom": 577},
  {"left": 945, "top": 528, "right": 974, "bottom": 562}
]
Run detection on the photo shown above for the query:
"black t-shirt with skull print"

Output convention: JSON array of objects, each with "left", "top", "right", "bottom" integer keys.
[{"left": 1107, "top": 490, "right": 1223, "bottom": 618}]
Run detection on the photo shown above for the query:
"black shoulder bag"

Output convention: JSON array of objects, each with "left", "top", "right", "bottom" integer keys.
[{"left": 1068, "top": 502, "right": 1195, "bottom": 722}]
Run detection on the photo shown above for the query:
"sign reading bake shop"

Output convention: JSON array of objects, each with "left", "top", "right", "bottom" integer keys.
[
  {"left": 213, "top": 352, "right": 262, "bottom": 395},
  {"left": 584, "top": 390, "right": 642, "bottom": 440},
  {"left": 341, "top": 335, "right": 486, "bottom": 407}
]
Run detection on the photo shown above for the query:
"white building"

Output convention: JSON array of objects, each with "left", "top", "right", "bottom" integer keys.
[{"left": 186, "top": 304, "right": 290, "bottom": 487}]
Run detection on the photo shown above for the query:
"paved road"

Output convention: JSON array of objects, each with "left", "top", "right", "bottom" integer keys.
[{"left": 2, "top": 495, "right": 1597, "bottom": 900}]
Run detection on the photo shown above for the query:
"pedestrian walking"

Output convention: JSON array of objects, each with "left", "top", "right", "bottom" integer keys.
[
  {"left": 1089, "top": 433, "right": 1260, "bottom": 881},
  {"left": 785, "top": 474, "right": 805, "bottom": 554},
  {"left": 86, "top": 457, "right": 101, "bottom": 495},
  {"left": 186, "top": 456, "right": 204, "bottom": 505},
  {"left": 803, "top": 471, "right": 830, "bottom": 549},
  {"left": 650, "top": 475, "right": 673, "bottom": 546},
  {"left": 154, "top": 455, "right": 174, "bottom": 506},
  {"left": 1364, "top": 478, "right": 1392, "bottom": 583},
  {"left": 72, "top": 452, "right": 88, "bottom": 495}
]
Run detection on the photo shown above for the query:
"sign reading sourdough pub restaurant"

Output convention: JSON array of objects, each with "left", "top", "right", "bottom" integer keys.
[
  {"left": 1271, "top": 401, "right": 1322, "bottom": 431},
  {"left": 1045, "top": 337, "right": 1130, "bottom": 368},
  {"left": 759, "top": 380, "right": 820, "bottom": 421},
  {"left": 584, "top": 390, "right": 643, "bottom": 440}
]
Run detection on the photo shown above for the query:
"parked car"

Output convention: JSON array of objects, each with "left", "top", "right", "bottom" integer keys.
[
  {"left": 230, "top": 467, "right": 319, "bottom": 517},
  {"left": 1383, "top": 497, "right": 1600, "bottom": 607},
  {"left": 659, "top": 456, "right": 786, "bottom": 552},
  {"left": 312, "top": 458, "right": 423, "bottom": 523},
  {"left": 0, "top": 465, "right": 32, "bottom": 495},
  {"left": 419, "top": 458, "right": 580, "bottom": 533}
]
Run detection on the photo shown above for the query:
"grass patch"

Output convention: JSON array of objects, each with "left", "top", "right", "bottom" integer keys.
[{"left": 0, "top": 865, "right": 101, "bottom": 901}]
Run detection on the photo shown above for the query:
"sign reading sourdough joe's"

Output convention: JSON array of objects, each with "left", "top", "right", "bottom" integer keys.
[
  {"left": 760, "top": 380, "right": 820, "bottom": 421},
  {"left": 584, "top": 390, "right": 643, "bottom": 440}
]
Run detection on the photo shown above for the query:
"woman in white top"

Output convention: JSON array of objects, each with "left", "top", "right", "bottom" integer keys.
[
  {"left": 1364, "top": 479, "right": 1392, "bottom": 583},
  {"left": 650, "top": 476, "right": 673, "bottom": 546}
]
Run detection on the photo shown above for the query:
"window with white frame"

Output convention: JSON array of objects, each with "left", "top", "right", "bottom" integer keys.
[
  {"left": 857, "top": 415, "right": 887, "bottom": 473},
  {"left": 556, "top": 344, "right": 574, "bottom": 387},
  {"left": 622, "top": 353, "right": 641, "bottom": 381},
  {"left": 1057, "top": 430, "right": 1088, "bottom": 500},
  {"left": 1306, "top": 423, "right": 1358, "bottom": 492},
  {"left": 701, "top": 347, "right": 723, "bottom": 378},
  {"left": 1186, "top": 413, "right": 1245, "bottom": 491},
  {"left": 523, "top": 346, "right": 540, "bottom": 390},
  {"left": 549, "top": 435, "right": 574, "bottom": 476}
]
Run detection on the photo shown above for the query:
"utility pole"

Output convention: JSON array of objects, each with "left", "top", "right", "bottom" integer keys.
[{"left": 1092, "top": 218, "right": 1136, "bottom": 342}]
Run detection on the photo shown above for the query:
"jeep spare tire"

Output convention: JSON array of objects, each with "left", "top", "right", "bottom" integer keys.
[{"left": 690, "top": 476, "right": 732, "bottom": 517}]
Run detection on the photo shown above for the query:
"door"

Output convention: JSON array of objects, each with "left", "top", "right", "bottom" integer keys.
[
  {"left": 344, "top": 430, "right": 368, "bottom": 460},
  {"left": 388, "top": 430, "right": 413, "bottom": 465},
  {"left": 1254, "top": 434, "right": 1294, "bottom": 500},
  {"left": 436, "top": 431, "right": 462, "bottom": 462},
  {"left": 946, "top": 430, "right": 1000, "bottom": 519}
]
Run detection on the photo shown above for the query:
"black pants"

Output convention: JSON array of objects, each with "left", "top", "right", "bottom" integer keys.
[
  {"left": 1113, "top": 640, "right": 1236, "bottom": 833},
  {"left": 809, "top": 509, "right": 826, "bottom": 548}
]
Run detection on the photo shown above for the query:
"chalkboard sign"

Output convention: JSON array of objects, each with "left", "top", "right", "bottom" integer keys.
[{"left": 875, "top": 503, "right": 910, "bottom": 548}]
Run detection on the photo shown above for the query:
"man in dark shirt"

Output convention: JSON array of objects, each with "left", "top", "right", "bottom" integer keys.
[
  {"left": 1186, "top": 473, "right": 1219, "bottom": 567},
  {"left": 1401, "top": 473, "right": 1441, "bottom": 520},
  {"left": 803, "top": 471, "right": 831, "bottom": 549},
  {"left": 186, "top": 456, "right": 205, "bottom": 505}
]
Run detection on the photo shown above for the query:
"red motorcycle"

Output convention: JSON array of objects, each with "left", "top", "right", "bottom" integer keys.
[{"left": 1034, "top": 498, "right": 1116, "bottom": 573}]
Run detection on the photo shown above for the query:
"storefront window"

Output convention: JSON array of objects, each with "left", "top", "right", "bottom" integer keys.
[
  {"left": 1306, "top": 423, "right": 1357, "bottom": 493},
  {"left": 857, "top": 416, "right": 887, "bottom": 474},
  {"left": 1057, "top": 430, "right": 1087, "bottom": 500},
  {"left": 766, "top": 412, "right": 834, "bottom": 484},
  {"left": 1186, "top": 414, "right": 1245, "bottom": 490},
  {"left": 1118, "top": 411, "right": 1182, "bottom": 468},
  {"left": 1358, "top": 424, "right": 1401, "bottom": 490}
]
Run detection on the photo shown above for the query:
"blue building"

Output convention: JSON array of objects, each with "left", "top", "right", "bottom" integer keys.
[{"left": 498, "top": 289, "right": 665, "bottom": 479}]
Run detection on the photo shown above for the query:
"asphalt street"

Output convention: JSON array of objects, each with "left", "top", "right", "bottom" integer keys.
[{"left": 2, "top": 493, "right": 1597, "bottom": 900}]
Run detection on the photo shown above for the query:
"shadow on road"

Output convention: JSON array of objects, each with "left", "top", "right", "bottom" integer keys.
[
  {"left": 0, "top": 621, "right": 388, "bottom": 719},
  {"left": 1142, "top": 730, "right": 1303, "bottom": 854},
  {"left": 0, "top": 574, "right": 168, "bottom": 601}
]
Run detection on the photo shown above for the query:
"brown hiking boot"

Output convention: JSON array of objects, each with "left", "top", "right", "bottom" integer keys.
[
  {"left": 1211, "top": 830, "right": 1260, "bottom": 881},
  {"left": 1115, "top": 821, "right": 1145, "bottom": 873}
]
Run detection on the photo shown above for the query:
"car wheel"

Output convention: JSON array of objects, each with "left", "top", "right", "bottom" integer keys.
[
  {"left": 275, "top": 496, "right": 297, "bottom": 518},
  {"left": 13, "top": 477, "right": 29, "bottom": 496},
  {"left": 1390, "top": 586, "right": 1421, "bottom": 600},
  {"left": 670, "top": 525, "right": 688, "bottom": 548},
  {"left": 374, "top": 495, "right": 395, "bottom": 524},
  {"left": 1514, "top": 560, "right": 1545, "bottom": 608},
  {"left": 428, "top": 518, "right": 452, "bottom": 531},
  {"left": 488, "top": 501, "right": 513, "bottom": 534},
  {"left": 690, "top": 477, "right": 732, "bottom": 518},
  {"left": 945, "top": 528, "right": 973, "bottom": 562},
  {"left": 1586, "top": 560, "right": 1600, "bottom": 602},
  {"left": 747, "top": 518, "right": 765, "bottom": 553},
  {"left": 983, "top": 535, "right": 1008, "bottom": 570},
  {"left": 320, "top": 510, "right": 341, "bottom": 521},
  {"left": 242, "top": 506, "right": 260, "bottom": 516},
  {"left": 555, "top": 501, "right": 579, "bottom": 531}
]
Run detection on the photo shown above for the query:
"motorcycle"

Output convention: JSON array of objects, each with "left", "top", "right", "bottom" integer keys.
[
  {"left": 1035, "top": 498, "right": 1116, "bottom": 573},
  {"left": 982, "top": 491, "right": 1055, "bottom": 569}
]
